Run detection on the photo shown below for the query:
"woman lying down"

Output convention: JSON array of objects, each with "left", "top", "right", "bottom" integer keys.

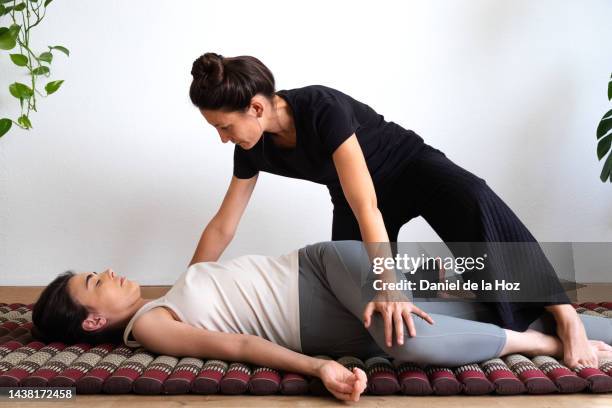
[{"left": 32, "top": 240, "right": 612, "bottom": 401}]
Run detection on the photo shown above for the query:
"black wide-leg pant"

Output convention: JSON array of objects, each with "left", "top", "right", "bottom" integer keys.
[{"left": 330, "top": 143, "right": 571, "bottom": 332}]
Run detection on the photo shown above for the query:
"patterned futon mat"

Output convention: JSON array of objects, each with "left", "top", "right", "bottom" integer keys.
[{"left": 0, "top": 302, "right": 611, "bottom": 396}]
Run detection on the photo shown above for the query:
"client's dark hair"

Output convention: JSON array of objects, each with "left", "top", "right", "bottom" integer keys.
[
  {"left": 31, "top": 271, "right": 123, "bottom": 345},
  {"left": 189, "top": 52, "right": 276, "bottom": 111}
]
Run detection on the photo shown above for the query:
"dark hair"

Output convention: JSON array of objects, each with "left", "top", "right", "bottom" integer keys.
[
  {"left": 31, "top": 271, "right": 124, "bottom": 345},
  {"left": 189, "top": 52, "right": 276, "bottom": 112}
]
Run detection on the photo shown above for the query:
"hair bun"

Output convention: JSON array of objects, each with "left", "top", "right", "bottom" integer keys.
[{"left": 191, "top": 52, "right": 224, "bottom": 84}]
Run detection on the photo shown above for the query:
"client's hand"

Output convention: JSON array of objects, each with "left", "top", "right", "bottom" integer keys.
[
  {"left": 363, "top": 291, "right": 435, "bottom": 347},
  {"left": 318, "top": 360, "right": 367, "bottom": 401}
]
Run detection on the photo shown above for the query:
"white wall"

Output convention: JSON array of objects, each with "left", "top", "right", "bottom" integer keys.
[{"left": 1, "top": 0, "right": 611, "bottom": 285}]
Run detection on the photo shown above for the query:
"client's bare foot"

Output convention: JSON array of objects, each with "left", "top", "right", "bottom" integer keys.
[
  {"left": 556, "top": 315, "right": 599, "bottom": 369},
  {"left": 522, "top": 329, "right": 563, "bottom": 357},
  {"left": 595, "top": 349, "right": 612, "bottom": 361},
  {"left": 589, "top": 340, "right": 612, "bottom": 352},
  {"left": 591, "top": 342, "right": 612, "bottom": 366},
  {"left": 501, "top": 328, "right": 612, "bottom": 368}
]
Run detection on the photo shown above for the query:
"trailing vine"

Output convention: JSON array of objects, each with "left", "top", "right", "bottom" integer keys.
[{"left": 0, "top": 0, "right": 69, "bottom": 138}]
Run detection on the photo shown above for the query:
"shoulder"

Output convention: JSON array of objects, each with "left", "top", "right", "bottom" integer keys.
[
  {"left": 131, "top": 307, "right": 177, "bottom": 343},
  {"left": 289, "top": 84, "right": 347, "bottom": 100}
]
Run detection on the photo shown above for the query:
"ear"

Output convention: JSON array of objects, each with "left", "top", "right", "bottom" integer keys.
[
  {"left": 249, "top": 96, "right": 265, "bottom": 116},
  {"left": 81, "top": 312, "right": 108, "bottom": 332}
]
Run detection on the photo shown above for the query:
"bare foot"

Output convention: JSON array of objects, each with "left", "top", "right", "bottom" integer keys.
[
  {"left": 557, "top": 316, "right": 599, "bottom": 369},
  {"left": 590, "top": 341, "right": 612, "bottom": 365},
  {"left": 595, "top": 350, "right": 612, "bottom": 361},
  {"left": 522, "top": 329, "right": 563, "bottom": 357},
  {"left": 589, "top": 340, "right": 612, "bottom": 352}
]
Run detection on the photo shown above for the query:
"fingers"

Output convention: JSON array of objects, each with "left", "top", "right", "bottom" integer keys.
[
  {"left": 330, "top": 389, "right": 355, "bottom": 401},
  {"left": 401, "top": 309, "right": 414, "bottom": 338},
  {"left": 394, "top": 310, "right": 404, "bottom": 345},
  {"left": 384, "top": 309, "right": 393, "bottom": 347},
  {"left": 351, "top": 368, "right": 367, "bottom": 401},
  {"left": 327, "top": 374, "right": 364, "bottom": 402},
  {"left": 412, "top": 305, "right": 435, "bottom": 325},
  {"left": 327, "top": 377, "right": 354, "bottom": 395},
  {"left": 363, "top": 303, "right": 374, "bottom": 328}
]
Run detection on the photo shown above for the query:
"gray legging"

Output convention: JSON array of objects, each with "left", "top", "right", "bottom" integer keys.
[{"left": 297, "top": 240, "right": 612, "bottom": 366}]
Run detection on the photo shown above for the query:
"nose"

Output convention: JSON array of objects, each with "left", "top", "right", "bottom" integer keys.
[{"left": 104, "top": 268, "right": 115, "bottom": 279}]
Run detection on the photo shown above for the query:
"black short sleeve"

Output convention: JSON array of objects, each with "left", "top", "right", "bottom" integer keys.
[
  {"left": 233, "top": 145, "right": 258, "bottom": 179},
  {"left": 314, "top": 96, "right": 360, "bottom": 155}
]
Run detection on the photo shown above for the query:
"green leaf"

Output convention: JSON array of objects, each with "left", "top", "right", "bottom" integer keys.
[
  {"left": 600, "top": 150, "right": 612, "bottom": 182},
  {"left": 13, "top": 2, "right": 25, "bottom": 11},
  {"left": 609, "top": 73, "right": 612, "bottom": 101},
  {"left": 44, "top": 0, "right": 53, "bottom": 6},
  {"left": 604, "top": 109, "right": 612, "bottom": 120},
  {"left": 0, "top": 5, "right": 12, "bottom": 17},
  {"left": 49, "top": 45, "right": 69, "bottom": 56},
  {"left": 597, "top": 134, "right": 612, "bottom": 160},
  {"left": 17, "top": 115, "right": 31, "bottom": 129},
  {"left": 9, "top": 82, "right": 33, "bottom": 99},
  {"left": 0, "top": 26, "right": 17, "bottom": 50},
  {"left": 39, "top": 51, "right": 53, "bottom": 63},
  {"left": 9, "top": 53, "right": 28, "bottom": 66},
  {"left": 0, "top": 118, "right": 11, "bottom": 138},
  {"left": 597, "top": 118, "right": 612, "bottom": 139},
  {"left": 45, "top": 79, "right": 63, "bottom": 95},
  {"left": 32, "top": 66, "right": 49, "bottom": 75}
]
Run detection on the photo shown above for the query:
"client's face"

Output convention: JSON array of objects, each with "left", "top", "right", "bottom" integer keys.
[{"left": 67, "top": 269, "right": 142, "bottom": 331}]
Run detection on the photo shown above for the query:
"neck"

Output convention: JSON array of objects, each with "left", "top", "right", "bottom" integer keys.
[
  {"left": 265, "top": 94, "right": 295, "bottom": 140},
  {"left": 113, "top": 298, "right": 154, "bottom": 330}
]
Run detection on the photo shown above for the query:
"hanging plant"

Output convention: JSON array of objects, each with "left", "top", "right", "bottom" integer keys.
[
  {"left": 597, "top": 72, "right": 612, "bottom": 182},
  {"left": 0, "top": 0, "right": 69, "bottom": 138}
]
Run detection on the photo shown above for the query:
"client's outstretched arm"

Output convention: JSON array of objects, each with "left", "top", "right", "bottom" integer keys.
[{"left": 132, "top": 313, "right": 366, "bottom": 401}]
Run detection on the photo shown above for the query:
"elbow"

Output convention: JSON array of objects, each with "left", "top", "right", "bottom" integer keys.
[
  {"left": 218, "top": 227, "right": 235, "bottom": 242},
  {"left": 230, "top": 334, "right": 252, "bottom": 362},
  {"left": 210, "top": 219, "right": 235, "bottom": 242}
]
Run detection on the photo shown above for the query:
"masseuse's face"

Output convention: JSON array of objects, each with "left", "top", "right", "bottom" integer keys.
[
  {"left": 67, "top": 269, "right": 141, "bottom": 331},
  {"left": 200, "top": 96, "right": 266, "bottom": 150}
]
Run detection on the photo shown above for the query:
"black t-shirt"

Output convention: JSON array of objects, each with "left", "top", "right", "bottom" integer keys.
[{"left": 233, "top": 84, "right": 426, "bottom": 207}]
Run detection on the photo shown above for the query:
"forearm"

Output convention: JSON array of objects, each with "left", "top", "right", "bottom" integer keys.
[
  {"left": 241, "top": 335, "right": 325, "bottom": 377},
  {"left": 189, "top": 220, "right": 233, "bottom": 266},
  {"left": 355, "top": 207, "right": 402, "bottom": 288}
]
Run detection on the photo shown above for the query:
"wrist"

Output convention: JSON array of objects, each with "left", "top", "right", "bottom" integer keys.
[{"left": 309, "top": 357, "right": 328, "bottom": 377}]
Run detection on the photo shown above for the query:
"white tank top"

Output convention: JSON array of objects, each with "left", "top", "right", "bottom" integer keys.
[{"left": 123, "top": 248, "right": 301, "bottom": 351}]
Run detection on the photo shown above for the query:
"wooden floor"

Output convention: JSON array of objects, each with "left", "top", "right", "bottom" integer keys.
[
  {"left": 8, "top": 393, "right": 612, "bottom": 407},
  {"left": 3, "top": 284, "right": 612, "bottom": 407}
]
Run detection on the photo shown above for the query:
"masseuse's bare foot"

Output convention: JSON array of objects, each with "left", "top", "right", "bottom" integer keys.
[
  {"left": 543, "top": 304, "right": 600, "bottom": 369},
  {"left": 556, "top": 315, "right": 599, "bottom": 369}
]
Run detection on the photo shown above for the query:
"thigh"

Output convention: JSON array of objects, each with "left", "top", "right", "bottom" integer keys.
[
  {"left": 318, "top": 241, "right": 508, "bottom": 361},
  {"left": 298, "top": 243, "right": 385, "bottom": 358},
  {"left": 319, "top": 240, "right": 502, "bottom": 325}
]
